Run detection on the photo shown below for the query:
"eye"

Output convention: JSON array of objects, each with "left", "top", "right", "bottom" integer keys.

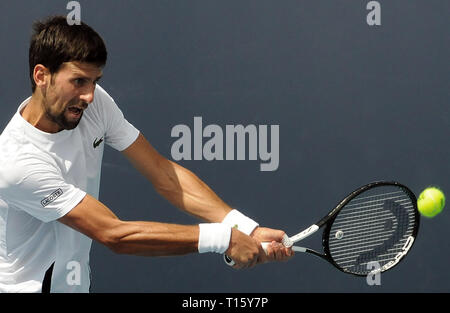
[{"left": 74, "top": 78, "right": 86, "bottom": 86}]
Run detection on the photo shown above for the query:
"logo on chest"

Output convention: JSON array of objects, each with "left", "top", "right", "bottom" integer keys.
[{"left": 93, "top": 137, "right": 104, "bottom": 149}]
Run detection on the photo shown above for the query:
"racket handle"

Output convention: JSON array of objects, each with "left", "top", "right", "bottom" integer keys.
[
  {"left": 224, "top": 254, "right": 235, "bottom": 266},
  {"left": 261, "top": 234, "right": 293, "bottom": 251},
  {"left": 224, "top": 234, "right": 293, "bottom": 267},
  {"left": 261, "top": 242, "right": 271, "bottom": 252}
]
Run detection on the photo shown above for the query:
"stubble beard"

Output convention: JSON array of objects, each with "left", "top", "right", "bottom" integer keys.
[{"left": 42, "top": 93, "right": 83, "bottom": 131}]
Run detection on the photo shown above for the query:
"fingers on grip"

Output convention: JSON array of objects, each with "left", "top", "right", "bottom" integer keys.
[
  {"left": 224, "top": 234, "right": 292, "bottom": 267},
  {"left": 282, "top": 234, "right": 293, "bottom": 248}
]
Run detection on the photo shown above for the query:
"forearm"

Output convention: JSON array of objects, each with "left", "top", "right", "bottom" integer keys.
[
  {"left": 107, "top": 220, "right": 199, "bottom": 256},
  {"left": 123, "top": 133, "right": 232, "bottom": 223},
  {"left": 154, "top": 160, "right": 231, "bottom": 222},
  {"left": 60, "top": 194, "right": 231, "bottom": 258}
]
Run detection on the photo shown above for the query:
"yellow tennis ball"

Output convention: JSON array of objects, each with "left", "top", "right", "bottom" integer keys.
[{"left": 417, "top": 187, "right": 445, "bottom": 218}]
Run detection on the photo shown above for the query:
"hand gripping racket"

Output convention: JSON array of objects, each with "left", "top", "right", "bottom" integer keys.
[{"left": 225, "top": 181, "right": 420, "bottom": 276}]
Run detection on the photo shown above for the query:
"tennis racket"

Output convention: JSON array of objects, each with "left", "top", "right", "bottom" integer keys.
[{"left": 225, "top": 181, "right": 420, "bottom": 276}]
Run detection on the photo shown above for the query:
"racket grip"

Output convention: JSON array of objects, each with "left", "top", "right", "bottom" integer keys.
[
  {"left": 261, "top": 234, "right": 293, "bottom": 251},
  {"left": 261, "top": 242, "right": 270, "bottom": 252},
  {"left": 224, "top": 234, "right": 292, "bottom": 267}
]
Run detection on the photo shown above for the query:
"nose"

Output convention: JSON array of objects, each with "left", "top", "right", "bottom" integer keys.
[{"left": 79, "top": 84, "right": 95, "bottom": 104}]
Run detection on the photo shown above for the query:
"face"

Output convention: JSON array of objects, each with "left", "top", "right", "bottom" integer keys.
[{"left": 41, "top": 61, "right": 103, "bottom": 131}]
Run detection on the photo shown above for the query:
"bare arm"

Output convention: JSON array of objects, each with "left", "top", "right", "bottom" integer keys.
[
  {"left": 58, "top": 194, "right": 198, "bottom": 256},
  {"left": 58, "top": 193, "right": 260, "bottom": 262},
  {"left": 58, "top": 133, "right": 290, "bottom": 266},
  {"left": 121, "top": 133, "right": 232, "bottom": 222},
  {"left": 120, "top": 133, "right": 293, "bottom": 263}
]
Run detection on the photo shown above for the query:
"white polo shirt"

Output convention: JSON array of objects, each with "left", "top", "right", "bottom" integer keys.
[{"left": 0, "top": 85, "right": 139, "bottom": 292}]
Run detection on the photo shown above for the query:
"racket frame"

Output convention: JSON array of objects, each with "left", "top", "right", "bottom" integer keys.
[
  {"left": 224, "top": 181, "right": 420, "bottom": 276},
  {"left": 290, "top": 181, "right": 420, "bottom": 276}
]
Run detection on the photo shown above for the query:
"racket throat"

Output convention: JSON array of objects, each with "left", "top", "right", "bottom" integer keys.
[{"left": 291, "top": 246, "right": 326, "bottom": 261}]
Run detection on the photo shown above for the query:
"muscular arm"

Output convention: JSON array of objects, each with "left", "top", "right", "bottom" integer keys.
[
  {"left": 121, "top": 133, "right": 232, "bottom": 222},
  {"left": 59, "top": 133, "right": 289, "bottom": 264},
  {"left": 58, "top": 194, "right": 258, "bottom": 262},
  {"left": 59, "top": 194, "right": 199, "bottom": 256}
]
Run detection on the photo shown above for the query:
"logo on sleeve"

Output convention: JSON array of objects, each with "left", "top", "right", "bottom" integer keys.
[
  {"left": 41, "top": 188, "right": 64, "bottom": 207},
  {"left": 93, "top": 137, "right": 104, "bottom": 149}
]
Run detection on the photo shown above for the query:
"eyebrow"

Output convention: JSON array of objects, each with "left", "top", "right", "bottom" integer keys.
[{"left": 73, "top": 74, "right": 103, "bottom": 83}]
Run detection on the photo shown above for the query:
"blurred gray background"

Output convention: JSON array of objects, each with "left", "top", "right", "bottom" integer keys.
[{"left": 0, "top": 0, "right": 448, "bottom": 292}]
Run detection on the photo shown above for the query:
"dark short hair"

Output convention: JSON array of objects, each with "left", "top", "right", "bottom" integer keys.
[{"left": 29, "top": 16, "right": 107, "bottom": 93}]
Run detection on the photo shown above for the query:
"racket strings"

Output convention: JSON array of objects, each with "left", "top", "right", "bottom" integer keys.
[{"left": 327, "top": 187, "right": 417, "bottom": 275}]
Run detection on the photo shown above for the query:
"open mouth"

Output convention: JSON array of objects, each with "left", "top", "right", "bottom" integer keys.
[{"left": 68, "top": 107, "right": 83, "bottom": 117}]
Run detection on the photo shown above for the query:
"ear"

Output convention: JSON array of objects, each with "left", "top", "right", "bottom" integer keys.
[{"left": 33, "top": 64, "right": 50, "bottom": 90}]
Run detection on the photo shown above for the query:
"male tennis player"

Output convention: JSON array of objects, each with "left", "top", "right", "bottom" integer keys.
[{"left": 0, "top": 16, "right": 292, "bottom": 293}]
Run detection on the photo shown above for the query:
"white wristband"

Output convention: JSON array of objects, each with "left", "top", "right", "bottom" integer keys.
[
  {"left": 198, "top": 223, "right": 232, "bottom": 254},
  {"left": 222, "top": 209, "right": 259, "bottom": 236}
]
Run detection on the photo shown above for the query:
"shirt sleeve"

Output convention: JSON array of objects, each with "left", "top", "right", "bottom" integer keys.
[
  {"left": 94, "top": 85, "right": 140, "bottom": 151},
  {"left": 1, "top": 156, "right": 87, "bottom": 223}
]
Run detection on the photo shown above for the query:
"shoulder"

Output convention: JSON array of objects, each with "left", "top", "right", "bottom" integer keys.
[{"left": 0, "top": 140, "right": 59, "bottom": 189}]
